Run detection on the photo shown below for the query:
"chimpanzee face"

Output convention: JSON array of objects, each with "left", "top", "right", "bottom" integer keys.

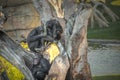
[{"left": 46, "top": 19, "right": 63, "bottom": 40}]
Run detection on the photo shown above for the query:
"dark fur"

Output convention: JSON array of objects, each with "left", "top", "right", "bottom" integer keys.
[
  {"left": 27, "top": 19, "right": 63, "bottom": 52},
  {"left": 27, "top": 19, "right": 63, "bottom": 80},
  {"left": 31, "top": 54, "right": 51, "bottom": 80}
]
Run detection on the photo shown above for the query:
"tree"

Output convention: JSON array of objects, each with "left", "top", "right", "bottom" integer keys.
[
  {"left": 32, "top": 0, "right": 120, "bottom": 80},
  {"left": 31, "top": 0, "right": 118, "bottom": 80},
  {"left": 0, "top": 0, "right": 119, "bottom": 80}
]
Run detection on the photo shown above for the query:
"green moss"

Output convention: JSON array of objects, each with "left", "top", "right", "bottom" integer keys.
[{"left": 0, "top": 56, "right": 25, "bottom": 80}]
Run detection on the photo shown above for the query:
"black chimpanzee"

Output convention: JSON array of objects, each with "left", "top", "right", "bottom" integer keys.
[
  {"left": 27, "top": 26, "right": 47, "bottom": 52},
  {"left": 27, "top": 19, "right": 63, "bottom": 80},
  {"left": 27, "top": 19, "right": 63, "bottom": 52},
  {"left": 46, "top": 19, "right": 63, "bottom": 41},
  {"left": 31, "top": 54, "right": 51, "bottom": 80}
]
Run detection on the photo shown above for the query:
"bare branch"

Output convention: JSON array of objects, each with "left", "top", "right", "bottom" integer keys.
[
  {"left": 48, "top": 0, "right": 64, "bottom": 18},
  {"left": 94, "top": 12, "right": 109, "bottom": 27},
  {"left": 95, "top": 9, "right": 109, "bottom": 24},
  {"left": 89, "top": 0, "right": 119, "bottom": 27},
  {"left": 102, "top": 5, "right": 119, "bottom": 21},
  {"left": 90, "top": 11, "right": 94, "bottom": 28}
]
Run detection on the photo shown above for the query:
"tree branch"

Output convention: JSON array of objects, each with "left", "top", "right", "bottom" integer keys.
[
  {"left": 32, "top": 0, "right": 53, "bottom": 35},
  {"left": 48, "top": 0, "right": 64, "bottom": 18},
  {"left": 0, "top": 30, "right": 35, "bottom": 80}
]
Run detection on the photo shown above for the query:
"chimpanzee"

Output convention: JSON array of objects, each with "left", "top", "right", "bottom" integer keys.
[
  {"left": 27, "top": 19, "right": 63, "bottom": 80},
  {"left": 31, "top": 54, "right": 51, "bottom": 80},
  {"left": 27, "top": 26, "right": 46, "bottom": 52},
  {"left": 27, "top": 19, "right": 63, "bottom": 52},
  {"left": 46, "top": 19, "right": 63, "bottom": 41}
]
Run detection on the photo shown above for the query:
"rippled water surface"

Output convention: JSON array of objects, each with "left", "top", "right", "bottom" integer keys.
[{"left": 88, "top": 44, "right": 120, "bottom": 76}]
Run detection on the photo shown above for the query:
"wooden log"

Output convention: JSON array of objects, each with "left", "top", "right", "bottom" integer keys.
[{"left": 0, "top": 30, "right": 35, "bottom": 80}]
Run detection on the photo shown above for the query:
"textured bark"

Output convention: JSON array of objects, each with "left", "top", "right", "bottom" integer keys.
[
  {"left": 63, "top": 0, "right": 77, "bottom": 20},
  {"left": 45, "top": 41, "right": 70, "bottom": 80},
  {"left": 32, "top": 0, "right": 54, "bottom": 35},
  {"left": 32, "top": 0, "right": 53, "bottom": 24},
  {"left": 45, "top": 54, "right": 70, "bottom": 80},
  {"left": 0, "top": 30, "right": 35, "bottom": 80},
  {"left": 48, "top": 0, "right": 64, "bottom": 18},
  {"left": 31, "top": 0, "right": 70, "bottom": 80},
  {"left": 31, "top": 0, "right": 92, "bottom": 80},
  {"left": 0, "top": 0, "right": 118, "bottom": 80},
  {"left": 65, "top": 9, "right": 92, "bottom": 80}
]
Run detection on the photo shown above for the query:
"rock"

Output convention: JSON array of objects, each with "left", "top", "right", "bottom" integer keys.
[
  {"left": 2, "top": 3, "right": 40, "bottom": 41},
  {"left": 0, "top": 0, "right": 32, "bottom": 7}
]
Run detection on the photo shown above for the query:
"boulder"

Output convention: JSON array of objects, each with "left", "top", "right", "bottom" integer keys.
[
  {"left": 3, "top": 3, "right": 40, "bottom": 41},
  {"left": 0, "top": 0, "right": 32, "bottom": 7}
]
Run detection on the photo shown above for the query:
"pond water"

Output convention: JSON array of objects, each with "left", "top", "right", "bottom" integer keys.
[{"left": 88, "top": 43, "right": 120, "bottom": 76}]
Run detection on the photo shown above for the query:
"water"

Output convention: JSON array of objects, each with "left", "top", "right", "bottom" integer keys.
[{"left": 88, "top": 44, "right": 120, "bottom": 76}]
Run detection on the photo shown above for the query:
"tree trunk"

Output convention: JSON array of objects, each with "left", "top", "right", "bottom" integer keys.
[
  {"left": 0, "top": 30, "right": 35, "bottom": 80},
  {"left": 31, "top": 0, "right": 92, "bottom": 80},
  {"left": 64, "top": 8, "right": 92, "bottom": 80}
]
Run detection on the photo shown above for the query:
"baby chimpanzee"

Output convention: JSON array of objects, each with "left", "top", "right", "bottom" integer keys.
[
  {"left": 27, "top": 19, "right": 63, "bottom": 52},
  {"left": 31, "top": 54, "right": 51, "bottom": 80}
]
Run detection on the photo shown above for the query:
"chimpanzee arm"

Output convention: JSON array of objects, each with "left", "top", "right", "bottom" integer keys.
[
  {"left": 41, "top": 35, "right": 54, "bottom": 43},
  {"left": 28, "top": 28, "right": 55, "bottom": 43},
  {"left": 29, "top": 34, "right": 45, "bottom": 42},
  {"left": 27, "top": 28, "right": 45, "bottom": 42}
]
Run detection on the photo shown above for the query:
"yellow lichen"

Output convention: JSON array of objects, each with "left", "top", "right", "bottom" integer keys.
[
  {"left": 0, "top": 56, "right": 24, "bottom": 80},
  {"left": 45, "top": 43, "right": 60, "bottom": 63},
  {"left": 20, "top": 41, "right": 60, "bottom": 63},
  {"left": 20, "top": 41, "right": 30, "bottom": 50}
]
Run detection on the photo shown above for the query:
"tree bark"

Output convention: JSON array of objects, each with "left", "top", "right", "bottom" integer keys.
[
  {"left": 32, "top": 0, "right": 53, "bottom": 35},
  {"left": 65, "top": 8, "right": 92, "bottom": 80},
  {"left": 45, "top": 54, "right": 70, "bottom": 80},
  {"left": 0, "top": 30, "right": 35, "bottom": 80},
  {"left": 31, "top": 0, "right": 92, "bottom": 80},
  {"left": 32, "top": 0, "right": 53, "bottom": 24}
]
